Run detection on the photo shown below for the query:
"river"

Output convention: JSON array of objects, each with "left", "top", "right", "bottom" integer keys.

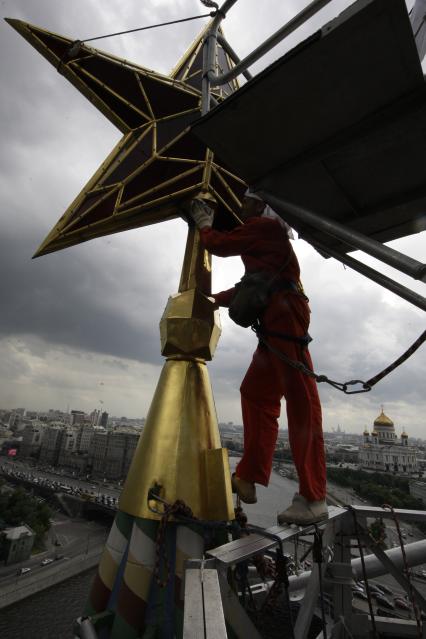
[{"left": 0, "top": 463, "right": 298, "bottom": 639}]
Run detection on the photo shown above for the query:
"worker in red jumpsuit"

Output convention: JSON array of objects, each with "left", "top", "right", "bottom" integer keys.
[{"left": 189, "top": 191, "right": 327, "bottom": 525}]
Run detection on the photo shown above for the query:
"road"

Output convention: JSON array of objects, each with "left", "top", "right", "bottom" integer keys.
[
  {"left": 1, "top": 459, "right": 121, "bottom": 499},
  {"left": 0, "top": 513, "right": 108, "bottom": 584}
]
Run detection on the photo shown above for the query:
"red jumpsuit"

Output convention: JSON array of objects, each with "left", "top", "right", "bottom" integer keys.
[{"left": 200, "top": 217, "right": 326, "bottom": 502}]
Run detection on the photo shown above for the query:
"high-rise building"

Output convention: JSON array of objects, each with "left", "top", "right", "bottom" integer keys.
[
  {"left": 99, "top": 411, "right": 109, "bottom": 428},
  {"left": 91, "top": 430, "right": 140, "bottom": 479},
  {"left": 70, "top": 410, "right": 86, "bottom": 426},
  {"left": 39, "top": 424, "right": 65, "bottom": 466},
  {"left": 77, "top": 424, "right": 94, "bottom": 453},
  {"left": 20, "top": 422, "right": 46, "bottom": 459}
]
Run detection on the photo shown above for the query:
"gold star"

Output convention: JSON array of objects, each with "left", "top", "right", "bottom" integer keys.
[{"left": 6, "top": 18, "right": 245, "bottom": 257}]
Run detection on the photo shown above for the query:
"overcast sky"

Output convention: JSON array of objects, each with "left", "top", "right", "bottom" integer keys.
[{"left": 1, "top": 0, "right": 424, "bottom": 436}]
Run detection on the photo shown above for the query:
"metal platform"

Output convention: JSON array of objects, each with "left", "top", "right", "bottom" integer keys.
[
  {"left": 192, "top": 0, "right": 426, "bottom": 252},
  {"left": 207, "top": 506, "right": 344, "bottom": 568},
  {"left": 200, "top": 506, "right": 426, "bottom": 639}
]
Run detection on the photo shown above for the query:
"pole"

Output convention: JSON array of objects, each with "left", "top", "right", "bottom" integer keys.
[
  {"left": 258, "top": 191, "right": 426, "bottom": 282},
  {"left": 310, "top": 239, "right": 426, "bottom": 312},
  {"left": 207, "top": 0, "right": 334, "bottom": 87}
]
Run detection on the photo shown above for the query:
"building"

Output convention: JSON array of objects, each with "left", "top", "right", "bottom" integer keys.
[
  {"left": 359, "top": 409, "right": 418, "bottom": 474},
  {"left": 99, "top": 411, "right": 109, "bottom": 428},
  {"left": 8, "top": 413, "right": 18, "bottom": 429},
  {"left": 20, "top": 422, "right": 46, "bottom": 459},
  {"left": 39, "top": 423, "right": 65, "bottom": 466},
  {"left": 77, "top": 424, "right": 94, "bottom": 453},
  {"left": 91, "top": 430, "right": 140, "bottom": 479},
  {"left": 70, "top": 410, "right": 86, "bottom": 426},
  {"left": 0, "top": 524, "right": 35, "bottom": 565}
]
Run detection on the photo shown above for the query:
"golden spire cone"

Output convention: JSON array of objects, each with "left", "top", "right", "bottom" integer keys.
[{"left": 119, "top": 226, "right": 234, "bottom": 520}]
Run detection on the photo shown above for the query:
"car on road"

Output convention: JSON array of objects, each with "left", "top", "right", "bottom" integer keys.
[
  {"left": 375, "top": 594, "right": 395, "bottom": 610},
  {"left": 54, "top": 554, "right": 64, "bottom": 561},
  {"left": 371, "top": 582, "right": 393, "bottom": 596},
  {"left": 17, "top": 567, "right": 31, "bottom": 575},
  {"left": 352, "top": 590, "right": 368, "bottom": 601},
  {"left": 394, "top": 597, "right": 410, "bottom": 610},
  {"left": 40, "top": 558, "right": 54, "bottom": 566}
]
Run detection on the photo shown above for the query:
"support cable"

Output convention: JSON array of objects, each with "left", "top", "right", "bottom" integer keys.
[{"left": 76, "top": 13, "right": 216, "bottom": 45}]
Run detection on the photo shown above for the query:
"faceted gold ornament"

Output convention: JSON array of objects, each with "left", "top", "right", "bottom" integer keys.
[{"left": 160, "top": 288, "right": 221, "bottom": 359}]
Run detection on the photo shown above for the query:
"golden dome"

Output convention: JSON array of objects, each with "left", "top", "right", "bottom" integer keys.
[
  {"left": 401, "top": 430, "right": 408, "bottom": 437},
  {"left": 363, "top": 428, "right": 369, "bottom": 435},
  {"left": 374, "top": 409, "right": 394, "bottom": 427},
  {"left": 371, "top": 430, "right": 378, "bottom": 436}
]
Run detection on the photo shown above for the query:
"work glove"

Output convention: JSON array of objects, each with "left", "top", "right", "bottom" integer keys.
[{"left": 189, "top": 198, "right": 215, "bottom": 229}]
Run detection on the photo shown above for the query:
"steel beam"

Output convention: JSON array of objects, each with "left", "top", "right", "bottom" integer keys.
[
  {"left": 258, "top": 192, "right": 426, "bottom": 282},
  {"left": 202, "top": 0, "right": 238, "bottom": 115},
  {"left": 287, "top": 539, "right": 426, "bottom": 593},
  {"left": 310, "top": 239, "right": 426, "bottom": 312},
  {"left": 351, "top": 506, "right": 426, "bottom": 523},
  {"left": 206, "top": 0, "right": 335, "bottom": 87},
  {"left": 294, "top": 519, "right": 336, "bottom": 639},
  {"left": 217, "top": 35, "right": 253, "bottom": 81},
  {"left": 357, "top": 524, "right": 426, "bottom": 615},
  {"left": 218, "top": 570, "right": 263, "bottom": 639}
]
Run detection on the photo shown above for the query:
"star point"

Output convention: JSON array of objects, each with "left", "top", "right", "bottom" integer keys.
[{"left": 7, "top": 17, "right": 245, "bottom": 257}]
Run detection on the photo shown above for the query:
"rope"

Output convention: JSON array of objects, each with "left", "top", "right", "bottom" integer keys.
[
  {"left": 313, "top": 526, "right": 327, "bottom": 639},
  {"left": 261, "top": 549, "right": 295, "bottom": 639},
  {"left": 253, "top": 326, "right": 426, "bottom": 395},
  {"left": 382, "top": 504, "right": 422, "bottom": 638},
  {"left": 349, "top": 508, "right": 379, "bottom": 639}
]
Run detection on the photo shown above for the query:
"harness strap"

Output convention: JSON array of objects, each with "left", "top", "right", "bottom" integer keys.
[{"left": 255, "top": 325, "right": 312, "bottom": 347}]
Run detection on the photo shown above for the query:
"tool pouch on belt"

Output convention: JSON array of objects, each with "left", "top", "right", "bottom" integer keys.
[
  {"left": 229, "top": 250, "right": 294, "bottom": 328},
  {"left": 228, "top": 272, "right": 274, "bottom": 328}
]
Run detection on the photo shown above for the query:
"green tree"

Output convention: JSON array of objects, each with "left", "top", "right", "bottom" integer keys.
[
  {"left": 368, "top": 518, "right": 387, "bottom": 547},
  {"left": 0, "top": 487, "right": 51, "bottom": 546}
]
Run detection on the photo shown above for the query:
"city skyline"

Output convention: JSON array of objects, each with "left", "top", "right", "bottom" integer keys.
[
  {"left": 0, "top": 0, "right": 424, "bottom": 436},
  {"left": 1, "top": 402, "right": 423, "bottom": 440}
]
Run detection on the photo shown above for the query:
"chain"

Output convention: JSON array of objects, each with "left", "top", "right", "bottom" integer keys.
[
  {"left": 153, "top": 499, "right": 195, "bottom": 588},
  {"left": 382, "top": 504, "right": 422, "bottom": 638},
  {"left": 200, "top": 0, "right": 219, "bottom": 9},
  {"left": 254, "top": 327, "right": 425, "bottom": 395}
]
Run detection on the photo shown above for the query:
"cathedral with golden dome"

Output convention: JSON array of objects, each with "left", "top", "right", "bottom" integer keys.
[{"left": 360, "top": 408, "right": 418, "bottom": 474}]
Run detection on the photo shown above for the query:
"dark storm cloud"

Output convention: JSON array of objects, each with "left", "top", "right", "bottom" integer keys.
[
  {"left": 0, "top": 0, "right": 195, "bottom": 366},
  {"left": 0, "top": 0, "right": 424, "bottom": 426},
  {"left": 0, "top": 221, "right": 169, "bottom": 364}
]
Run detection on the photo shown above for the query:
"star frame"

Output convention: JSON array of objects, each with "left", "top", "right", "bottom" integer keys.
[{"left": 6, "top": 18, "right": 246, "bottom": 257}]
